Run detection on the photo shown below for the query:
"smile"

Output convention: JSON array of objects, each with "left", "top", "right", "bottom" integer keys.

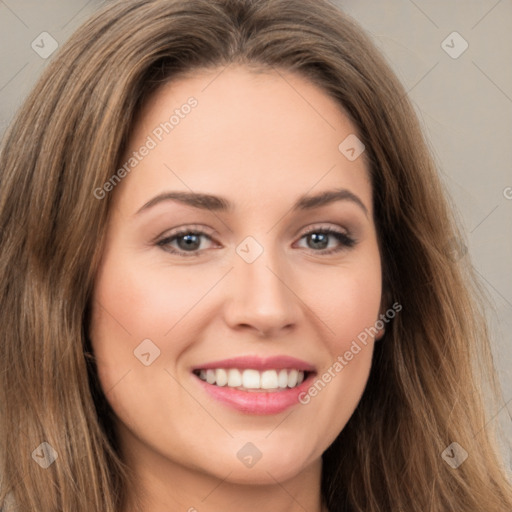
[
  {"left": 193, "top": 368, "right": 308, "bottom": 391},
  {"left": 191, "top": 355, "right": 317, "bottom": 415}
]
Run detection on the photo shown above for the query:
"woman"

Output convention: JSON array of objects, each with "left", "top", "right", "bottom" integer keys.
[{"left": 0, "top": 0, "right": 510, "bottom": 511}]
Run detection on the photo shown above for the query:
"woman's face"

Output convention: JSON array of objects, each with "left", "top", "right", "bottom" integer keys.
[{"left": 90, "top": 65, "right": 383, "bottom": 489}]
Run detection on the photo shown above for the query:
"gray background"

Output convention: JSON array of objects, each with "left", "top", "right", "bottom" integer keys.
[{"left": 1, "top": 0, "right": 511, "bottom": 465}]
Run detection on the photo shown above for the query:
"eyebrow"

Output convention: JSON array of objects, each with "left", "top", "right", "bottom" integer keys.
[{"left": 135, "top": 187, "right": 368, "bottom": 216}]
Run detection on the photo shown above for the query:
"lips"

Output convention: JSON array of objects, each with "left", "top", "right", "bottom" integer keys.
[
  {"left": 191, "top": 355, "right": 316, "bottom": 372},
  {"left": 191, "top": 355, "right": 317, "bottom": 414}
]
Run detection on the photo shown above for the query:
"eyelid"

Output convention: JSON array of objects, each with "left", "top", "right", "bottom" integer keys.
[
  {"left": 154, "top": 224, "right": 217, "bottom": 242},
  {"left": 296, "top": 222, "right": 352, "bottom": 237}
]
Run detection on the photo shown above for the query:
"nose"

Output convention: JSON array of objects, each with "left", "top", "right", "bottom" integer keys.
[{"left": 222, "top": 243, "right": 300, "bottom": 337}]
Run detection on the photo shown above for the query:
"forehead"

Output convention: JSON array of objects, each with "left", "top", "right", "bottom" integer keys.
[{"left": 114, "top": 65, "right": 372, "bottom": 215}]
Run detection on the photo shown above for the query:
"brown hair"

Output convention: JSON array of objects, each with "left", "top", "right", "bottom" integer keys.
[{"left": 0, "top": 0, "right": 510, "bottom": 510}]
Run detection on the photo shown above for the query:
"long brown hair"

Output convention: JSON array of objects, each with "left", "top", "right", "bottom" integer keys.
[{"left": 1, "top": 0, "right": 510, "bottom": 510}]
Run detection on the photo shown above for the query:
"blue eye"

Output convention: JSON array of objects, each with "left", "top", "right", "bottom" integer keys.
[
  {"left": 157, "top": 230, "right": 212, "bottom": 256},
  {"left": 156, "top": 226, "right": 356, "bottom": 257},
  {"left": 297, "top": 227, "right": 356, "bottom": 254}
]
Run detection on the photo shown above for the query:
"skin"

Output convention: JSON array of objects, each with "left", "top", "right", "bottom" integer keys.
[{"left": 89, "top": 65, "right": 385, "bottom": 512}]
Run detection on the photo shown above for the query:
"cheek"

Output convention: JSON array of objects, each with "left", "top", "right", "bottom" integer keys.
[
  {"left": 88, "top": 245, "right": 229, "bottom": 415},
  {"left": 88, "top": 251, "right": 174, "bottom": 393},
  {"left": 89, "top": 249, "right": 211, "bottom": 354},
  {"left": 88, "top": 253, "right": 197, "bottom": 438},
  {"left": 295, "top": 253, "right": 381, "bottom": 433},
  {"left": 305, "top": 256, "right": 382, "bottom": 350}
]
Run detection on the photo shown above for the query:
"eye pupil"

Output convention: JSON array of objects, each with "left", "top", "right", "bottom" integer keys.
[
  {"left": 309, "top": 232, "right": 328, "bottom": 249},
  {"left": 178, "top": 234, "right": 201, "bottom": 250}
]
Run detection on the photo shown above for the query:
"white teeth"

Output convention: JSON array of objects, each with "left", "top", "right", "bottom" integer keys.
[
  {"left": 261, "top": 370, "right": 278, "bottom": 389},
  {"left": 206, "top": 369, "right": 216, "bottom": 385},
  {"left": 227, "top": 368, "right": 242, "bottom": 387},
  {"left": 242, "top": 369, "right": 260, "bottom": 389},
  {"left": 278, "top": 369, "right": 288, "bottom": 388},
  {"left": 215, "top": 368, "right": 228, "bottom": 386},
  {"left": 287, "top": 369, "right": 298, "bottom": 387},
  {"left": 195, "top": 368, "right": 308, "bottom": 390}
]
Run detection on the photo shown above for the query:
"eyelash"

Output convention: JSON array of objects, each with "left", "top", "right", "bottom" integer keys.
[{"left": 156, "top": 225, "right": 357, "bottom": 257}]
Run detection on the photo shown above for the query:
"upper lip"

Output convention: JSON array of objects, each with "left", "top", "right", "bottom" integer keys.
[{"left": 191, "top": 355, "right": 316, "bottom": 372}]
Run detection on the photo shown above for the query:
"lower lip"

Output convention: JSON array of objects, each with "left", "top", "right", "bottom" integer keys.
[{"left": 193, "top": 372, "right": 315, "bottom": 415}]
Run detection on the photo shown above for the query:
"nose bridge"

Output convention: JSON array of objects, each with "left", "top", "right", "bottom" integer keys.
[{"left": 227, "top": 234, "right": 297, "bottom": 334}]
